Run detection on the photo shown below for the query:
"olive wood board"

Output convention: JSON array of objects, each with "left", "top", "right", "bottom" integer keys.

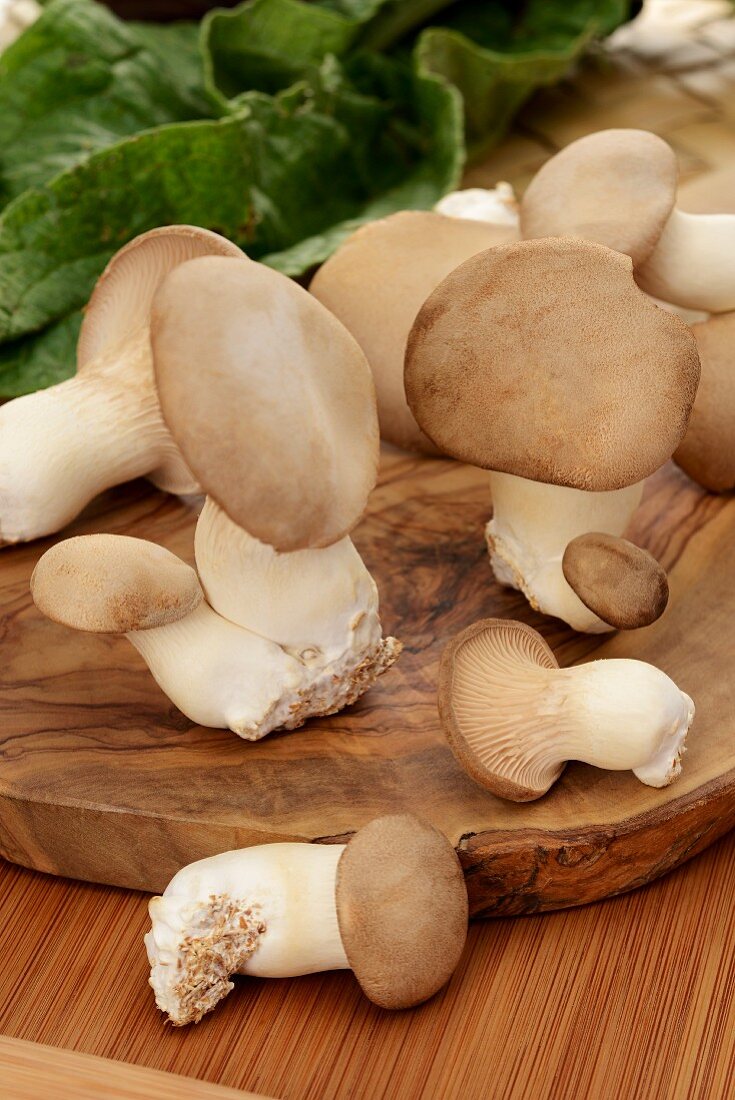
[{"left": 0, "top": 448, "right": 733, "bottom": 917}]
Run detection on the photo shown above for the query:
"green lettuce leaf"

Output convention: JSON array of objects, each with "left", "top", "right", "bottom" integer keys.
[
  {"left": 0, "top": 58, "right": 460, "bottom": 357},
  {"left": 0, "top": 0, "right": 213, "bottom": 208},
  {"left": 415, "top": 0, "right": 631, "bottom": 153},
  {"left": 0, "top": 313, "right": 80, "bottom": 397}
]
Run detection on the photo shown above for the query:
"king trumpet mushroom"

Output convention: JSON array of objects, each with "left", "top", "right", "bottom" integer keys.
[
  {"left": 439, "top": 619, "right": 694, "bottom": 802},
  {"left": 674, "top": 312, "right": 735, "bottom": 492},
  {"left": 404, "top": 237, "right": 700, "bottom": 633},
  {"left": 520, "top": 128, "right": 735, "bottom": 313},
  {"left": 310, "top": 210, "right": 517, "bottom": 454},
  {"left": 145, "top": 814, "right": 468, "bottom": 1025},
  {"left": 33, "top": 255, "right": 400, "bottom": 738},
  {"left": 30, "top": 535, "right": 315, "bottom": 736},
  {"left": 151, "top": 255, "right": 400, "bottom": 688},
  {"left": 0, "top": 226, "right": 245, "bottom": 545}
]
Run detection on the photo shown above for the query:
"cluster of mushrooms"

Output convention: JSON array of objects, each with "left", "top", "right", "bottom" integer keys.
[{"left": 2, "top": 127, "right": 727, "bottom": 1021}]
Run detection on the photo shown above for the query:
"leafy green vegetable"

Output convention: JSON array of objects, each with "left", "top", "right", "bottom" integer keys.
[
  {"left": 0, "top": 0, "right": 633, "bottom": 396},
  {"left": 416, "top": 0, "right": 631, "bottom": 152},
  {"left": 0, "top": 313, "right": 79, "bottom": 397},
  {"left": 0, "top": 59, "right": 460, "bottom": 344},
  {"left": 0, "top": 0, "right": 212, "bottom": 208}
]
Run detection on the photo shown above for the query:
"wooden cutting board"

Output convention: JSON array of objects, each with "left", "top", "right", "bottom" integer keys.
[{"left": 0, "top": 449, "right": 733, "bottom": 917}]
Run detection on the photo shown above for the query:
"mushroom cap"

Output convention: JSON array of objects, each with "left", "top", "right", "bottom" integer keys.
[
  {"left": 438, "top": 619, "right": 561, "bottom": 802},
  {"left": 31, "top": 534, "right": 202, "bottom": 633},
  {"left": 562, "top": 533, "right": 669, "bottom": 630},
  {"left": 520, "top": 129, "right": 678, "bottom": 266},
  {"left": 310, "top": 211, "right": 517, "bottom": 454},
  {"left": 405, "top": 237, "right": 700, "bottom": 490},
  {"left": 78, "top": 226, "right": 244, "bottom": 369},
  {"left": 674, "top": 312, "right": 735, "bottom": 492},
  {"left": 152, "top": 256, "right": 379, "bottom": 552},
  {"left": 335, "top": 813, "right": 468, "bottom": 1009}
]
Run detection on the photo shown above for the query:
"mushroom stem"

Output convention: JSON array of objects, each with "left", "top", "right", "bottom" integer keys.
[
  {"left": 194, "top": 498, "right": 389, "bottom": 665},
  {"left": 542, "top": 660, "right": 693, "bottom": 787},
  {"left": 146, "top": 842, "right": 349, "bottom": 1026},
  {"left": 637, "top": 208, "right": 735, "bottom": 313},
  {"left": 127, "top": 601, "right": 312, "bottom": 739},
  {"left": 0, "top": 328, "right": 195, "bottom": 544},
  {"left": 486, "top": 472, "right": 644, "bottom": 633}
]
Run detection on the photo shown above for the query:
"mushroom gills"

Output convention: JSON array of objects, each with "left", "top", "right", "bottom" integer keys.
[{"left": 439, "top": 619, "right": 694, "bottom": 802}]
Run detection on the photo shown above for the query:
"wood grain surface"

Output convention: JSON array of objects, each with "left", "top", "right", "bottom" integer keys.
[
  {"left": 3, "top": 9, "right": 735, "bottom": 1098},
  {"left": 1, "top": 446, "right": 735, "bottom": 911},
  {"left": 2, "top": 839, "right": 735, "bottom": 1100},
  {"left": 2, "top": 1036, "right": 273, "bottom": 1100}
]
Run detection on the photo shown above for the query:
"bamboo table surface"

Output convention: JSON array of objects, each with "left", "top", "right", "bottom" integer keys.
[{"left": 3, "top": 6, "right": 735, "bottom": 1099}]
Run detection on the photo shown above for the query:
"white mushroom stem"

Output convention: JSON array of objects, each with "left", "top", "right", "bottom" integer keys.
[
  {"left": 481, "top": 655, "right": 693, "bottom": 790},
  {"left": 486, "top": 472, "right": 644, "bottom": 633},
  {"left": 129, "top": 596, "right": 398, "bottom": 740},
  {"left": 128, "top": 601, "right": 308, "bottom": 739},
  {"left": 194, "top": 497, "right": 385, "bottom": 665},
  {"left": 0, "top": 328, "right": 196, "bottom": 544},
  {"left": 637, "top": 209, "right": 735, "bottom": 313},
  {"left": 434, "top": 183, "right": 520, "bottom": 227},
  {"left": 146, "top": 843, "right": 349, "bottom": 1026}
]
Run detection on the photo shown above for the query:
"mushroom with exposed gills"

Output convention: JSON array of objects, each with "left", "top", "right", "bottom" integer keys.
[
  {"left": 152, "top": 255, "right": 401, "bottom": 682},
  {"left": 0, "top": 225, "right": 244, "bottom": 546},
  {"left": 310, "top": 210, "right": 517, "bottom": 453},
  {"left": 520, "top": 128, "right": 735, "bottom": 313},
  {"left": 145, "top": 813, "right": 469, "bottom": 1025},
  {"left": 439, "top": 619, "right": 695, "bottom": 802},
  {"left": 562, "top": 534, "right": 669, "bottom": 631},
  {"left": 404, "top": 237, "right": 700, "bottom": 633},
  {"left": 674, "top": 312, "right": 735, "bottom": 492},
  {"left": 30, "top": 534, "right": 312, "bottom": 738}
]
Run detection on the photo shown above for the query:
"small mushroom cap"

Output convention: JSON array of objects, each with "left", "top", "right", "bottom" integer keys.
[
  {"left": 152, "top": 256, "right": 378, "bottom": 552},
  {"left": 520, "top": 129, "right": 678, "bottom": 266},
  {"left": 31, "top": 534, "right": 202, "bottom": 633},
  {"left": 310, "top": 211, "right": 517, "bottom": 454},
  {"left": 335, "top": 813, "right": 468, "bottom": 1009},
  {"left": 562, "top": 533, "right": 669, "bottom": 630},
  {"left": 78, "top": 225, "right": 244, "bottom": 370},
  {"left": 405, "top": 237, "right": 700, "bottom": 490},
  {"left": 438, "top": 619, "right": 561, "bottom": 802},
  {"left": 674, "top": 312, "right": 735, "bottom": 492}
]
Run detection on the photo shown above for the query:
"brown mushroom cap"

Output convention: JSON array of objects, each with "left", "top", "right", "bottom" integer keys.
[
  {"left": 31, "top": 534, "right": 203, "bottom": 633},
  {"left": 438, "top": 619, "right": 562, "bottom": 802},
  {"left": 310, "top": 211, "right": 517, "bottom": 454},
  {"left": 520, "top": 129, "right": 678, "bottom": 266},
  {"left": 335, "top": 813, "right": 468, "bottom": 1009},
  {"left": 405, "top": 237, "right": 700, "bottom": 490},
  {"left": 562, "top": 533, "right": 669, "bottom": 630},
  {"left": 78, "top": 226, "right": 245, "bottom": 370},
  {"left": 674, "top": 312, "right": 735, "bottom": 492},
  {"left": 151, "top": 256, "right": 379, "bottom": 552}
]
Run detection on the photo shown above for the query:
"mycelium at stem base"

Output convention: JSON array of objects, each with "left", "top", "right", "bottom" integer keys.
[
  {"left": 0, "top": 329, "right": 195, "bottom": 544},
  {"left": 146, "top": 843, "right": 348, "bottom": 1026},
  {"left": 485, "top": 472, "right": 644, "bottom": 633}
]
